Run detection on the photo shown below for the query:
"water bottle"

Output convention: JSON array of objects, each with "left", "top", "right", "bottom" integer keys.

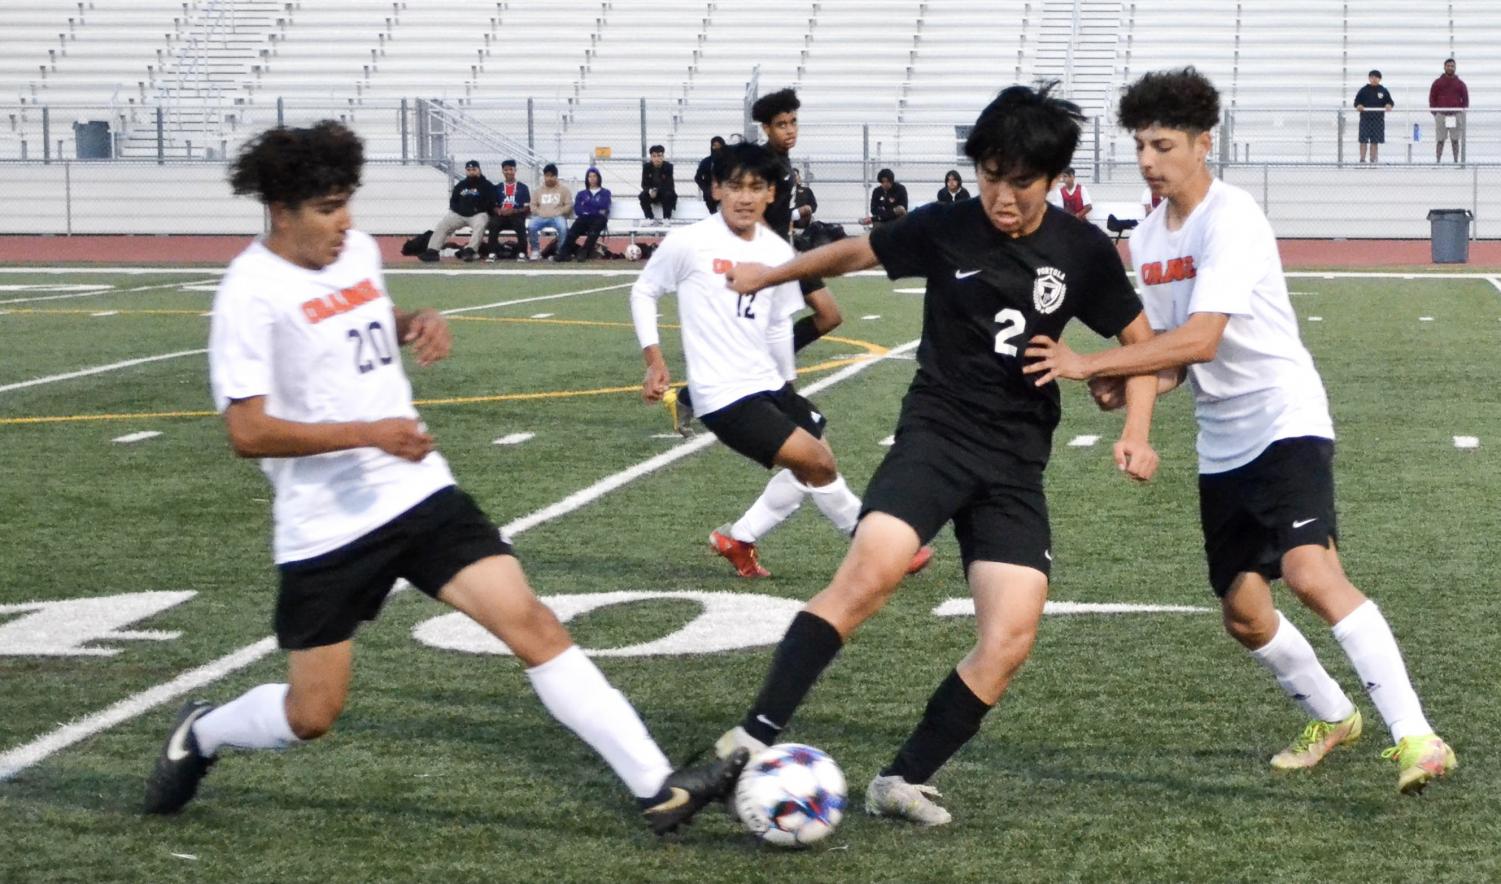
[{"left": 1413, "top": 122, "right": 1421, "bottom": 142}]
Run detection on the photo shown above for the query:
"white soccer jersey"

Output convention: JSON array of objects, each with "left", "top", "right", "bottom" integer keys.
[
  {"left": 1129, "top": 178, "right": 1333, "bottom": 474},
  {"left": 630, "top": 214, "right": 805, "bottom": 415},
  {"left": 209, "top": 230, "right": 455, "bottom": 563}
]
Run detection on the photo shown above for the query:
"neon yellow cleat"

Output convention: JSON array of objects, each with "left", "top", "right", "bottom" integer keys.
[
  {"left": 662, "top": 387, "right": 693, "bottom": 437},
  {"left": 1270, "top": 709, "right": 1363, "bottom": 770},
  {"left": 1381, "top": 733, "right": 1457, "bottom": 795}
]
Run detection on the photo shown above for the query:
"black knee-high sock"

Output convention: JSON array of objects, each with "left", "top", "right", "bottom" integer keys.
[
  {"left": 740, "top": 611, "right": 844, "bottom": 745},
  {"left": 882, "top": 669, "right": 992, "bottom": 784},
  {"left": 792, "top": 315, "right": 824, "bottom": 352}
]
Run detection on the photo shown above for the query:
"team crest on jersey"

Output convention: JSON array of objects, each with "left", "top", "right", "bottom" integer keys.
[{"left": 1032, "top": 267, "right": 1066, "bottom": 314}]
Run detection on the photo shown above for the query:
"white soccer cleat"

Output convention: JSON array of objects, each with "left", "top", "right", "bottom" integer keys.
[
  {"left": 864, "top": 774, "right": 953, "bottom": 826},
  {"left": 715, "top": 725, "right": 768, "bottom": 760}
]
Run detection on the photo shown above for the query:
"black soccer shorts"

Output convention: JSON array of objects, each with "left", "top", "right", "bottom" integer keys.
[
  {"left": 699, "top": 383, "right": 827, "bottom": 469},
  {"left": 1198, "top": 435, "right": 1339, "bottom": 597},
  {"left": 274, "top": 486, "right": 513, "bottom": 650},
  {"left": 860, "top": 427, "right": 1052, "bottom": 574}
]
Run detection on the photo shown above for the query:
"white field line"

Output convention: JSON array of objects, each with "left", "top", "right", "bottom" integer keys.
[
  {"left": 0, "top": 282, "right": 629, "bottom": 397},
  {"left": 0, "top": 349, "right": 209, "bottom": 395},
  {"left": 441, "top": 283, "right": 632, "bottom": 315},
  {"left": 0, "top": 278, "right": 221, "bottom": 305},
  {"left": 112, "top": 431, "right": 162, "bottom": 444},
  {"left": 1486, "top": 276, "right": 1501, "bottom": 297},
  {"left": 0, "top": 337, "right": 918, "bottom": 781}
]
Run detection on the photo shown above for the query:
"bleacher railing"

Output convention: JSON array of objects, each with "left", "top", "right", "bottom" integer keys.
[{"left": 3, "top": 98, "right": 1500, "bottom": 238}]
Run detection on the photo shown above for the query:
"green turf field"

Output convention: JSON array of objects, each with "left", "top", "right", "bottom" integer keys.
[{"left": 1, "top": 267, "right": 1497, "bottom": 882}]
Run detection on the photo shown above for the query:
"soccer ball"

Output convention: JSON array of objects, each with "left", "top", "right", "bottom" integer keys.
[
  {"left": 734, "top": 743, "right": 847, "bottom": 847},
  {"left": 624, "top": 242, "right": 643, "bottom": 261}
]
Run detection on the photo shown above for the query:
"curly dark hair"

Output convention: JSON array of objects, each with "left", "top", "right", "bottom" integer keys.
[
  {"left": 751, "top": 87, "right": 800, "bottom": 124},
  {"left": 1117, "top": 68, "right": 1221, "bottom": 133},
  {"left": 229, "top": 120, "right": 364, "bottom": 207},
  {"left": 963, "top": 82, "right": 1083, "bottom": 181}
]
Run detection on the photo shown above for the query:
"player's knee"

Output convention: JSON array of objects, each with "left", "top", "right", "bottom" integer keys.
[
  {"left": 792, "top": 450, "right": 838, "bottom": 487},
  {"left": 1222, "top": 609, "right": 1275, "bottom": 648},
  {"left": 287, "top": 697, "right": 342, "bottom": 740}
]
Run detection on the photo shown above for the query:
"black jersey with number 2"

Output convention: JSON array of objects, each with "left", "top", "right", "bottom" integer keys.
[{"left": 869, "top": 199, "right": 1143, "bottom": 467}]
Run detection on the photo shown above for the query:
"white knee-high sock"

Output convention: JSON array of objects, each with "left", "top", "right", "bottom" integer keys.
[
  {"left": 730, "top": 469, "right": 807, "bottom": 543},
  {"left": 1332, "top": 600, "right": 1433, "bottom": 742},
  {"left": 191, "top": 683, "right": 300, "bottom": 756},
  {"left": 526, "top": 645, "right": 674, "bottom": 799},
  {"left": 1249, "top": 612, "right": 1356, "bottom": 723},
  {"left": 806, "top": 474, "right": 862, "bottom": 536}
]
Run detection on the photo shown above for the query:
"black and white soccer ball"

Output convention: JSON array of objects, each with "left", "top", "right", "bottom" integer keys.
[
  {"left": 624, "top": 242, "right": 643, "bottom": 261},
  {"left": 734, "top": 743, "right": 847, "bottom": 847}
]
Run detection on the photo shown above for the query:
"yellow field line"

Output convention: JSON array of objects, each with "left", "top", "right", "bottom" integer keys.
[{"left": 0, "top": 345, "right": 889, "bottom": 426}]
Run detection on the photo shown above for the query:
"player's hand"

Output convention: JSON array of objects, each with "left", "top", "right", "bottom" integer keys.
[
  {"left": 402, "top": 308, "right": 451, "bottom": 366},
  {"left": 725, "top": 262, "right": 772, "bottom": 294},
  {"left": 642, "top": 361, "right": 671, "bottom": 403},
  {"left": 1087, "top": 376, "right": 1126, "bottom": 411},
  {"left": 366, "top": 418, "right": 434, "bottom": 462},
  {"left": 1022, "top": 335, "right": 1088, "bottom": 385},
  {"left": 1114, "top": 437, "right": 1159, "bottom": 482}
]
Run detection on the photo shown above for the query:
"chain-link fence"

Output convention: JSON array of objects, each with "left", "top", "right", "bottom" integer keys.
[{"left": 3, "top": 97, "right": 1499, "bottom": 238}]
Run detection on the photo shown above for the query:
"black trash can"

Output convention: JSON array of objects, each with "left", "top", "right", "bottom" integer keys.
[
  {"left": 72, "top": 120, "right": 111, "bottom": 160},
  {"left": 1426, "top": 208, "right": 1472, "bottom": 264}
]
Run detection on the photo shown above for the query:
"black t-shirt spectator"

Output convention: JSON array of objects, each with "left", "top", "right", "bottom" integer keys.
[
  {"left": 870, "top": 183, "right": 909, "bottom": 223},
  {"left": 1354, "top": 84, "right": 1393, "bottom": 121},
  {"left": 936, "top": 186, "right": 972, "bottom": 204},
  {"left": 451, "top": 177, "right": 497, "bottom": 216},
  {"left": 869, "top": 201, "right": 1142, "bottom": 466},
  {"left": 793, "top": 183, "right": 817, "bottom": 229}
]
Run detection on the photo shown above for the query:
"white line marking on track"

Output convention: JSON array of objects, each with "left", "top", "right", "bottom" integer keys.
[
  {"left": 112, "top": 431, "right": 161, "bottom": 444},
  {"left": 492, "top": 432, "right": 535, "bottom": 445},
  {"left": 90, "top": 311, "right": 118, "bottom": 318},
  {"left": 0, "top": 338, "right": 920, "bottom": 781},
  {"left": 1454, "top": 435, "right": 1479, "bottom": 449},
  {"left": 1068, "top": 435, "right": 1100, "bottom": 447},
  {"left": 530, "top": 312, "right": 554, "bottom": 318},
  {"left": 0, "top": 349, "right": 208, "bottom": 395}
]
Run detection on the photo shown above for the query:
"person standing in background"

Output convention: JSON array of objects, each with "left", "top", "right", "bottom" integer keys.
[
  {"left": 1428, "top": 58, "right": 1468, "bottom": 163},
  {"left": 1354, "top": 71, "right": 1394, "bottom": 164}
]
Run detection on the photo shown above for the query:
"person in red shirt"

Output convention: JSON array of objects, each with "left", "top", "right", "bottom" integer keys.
[
  {"left": 1048, "top": 167, "right": 1092, "bottom": 220},
  {"left": 1428, "top": 58, "right": 1469, "bottom": 163}
]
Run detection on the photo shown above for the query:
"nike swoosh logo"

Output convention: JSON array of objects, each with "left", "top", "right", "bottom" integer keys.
[
  {"left": 954, "top": 269, "right": 982, "bottom": 279},
  {"left": 646, "top": 787, "right": 692, "bottom": 814},
  {"left": 755, "top": 714, "right": 783, "bottom": 731},
  {"left": 1044, "top": 550, "right": 1053, "bottom": 561},
  {"left": 1292, "top": 518, "right": 1317, "bottom": 528},
  {"left": 166, "top": 708, "right": 208, "bottom": 762}
]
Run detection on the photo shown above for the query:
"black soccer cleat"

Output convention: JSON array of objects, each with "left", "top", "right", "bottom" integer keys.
[
  {"left": 640, "top": 747, "right": 750, "bottom": 835},
  {"left": 143, "top": 699, "right": 217, "bottom": 815}
]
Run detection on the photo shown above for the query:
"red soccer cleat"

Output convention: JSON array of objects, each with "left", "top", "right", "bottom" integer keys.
[
  {"left": 906, "top": 545, "right": 935, "bottom": 575},
  {"left": 709, "top": 526, "right": 771, "bottom": 578}
]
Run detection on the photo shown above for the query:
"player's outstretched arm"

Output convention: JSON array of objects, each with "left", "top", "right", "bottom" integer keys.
[
  {"left": 223, "top": 395, "right": 433, "bottom": 461},
  {"left": 1113, "top": 315, "right": 1160, "bottom": 482},
  {"left": 394, "top": 308, "right": 451, "bottom": 366},
  {"left": 1023, "top": 311, "right": 1229, "bottom": 384},
  {"left": 725, "top": 236, "right": 879, "bottom": 294}
]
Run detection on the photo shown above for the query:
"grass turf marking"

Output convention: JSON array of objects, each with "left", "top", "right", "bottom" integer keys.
[
  {"left": 0, "top": 349, "right": 209, "bottom": 395},
  {"left": 111, "top": 431, "right": 161, "bottom": 444},
  {"left": 0, "top": 338, "right": 918, "bottom": 781}
]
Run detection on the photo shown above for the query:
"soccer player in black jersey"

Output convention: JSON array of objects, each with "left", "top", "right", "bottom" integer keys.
[
  {"left": 667, "top": 88, "right": 843, "bottom": 436},
  {"left": 716, "top": 84, "right": 1161, "bottom": 825}
]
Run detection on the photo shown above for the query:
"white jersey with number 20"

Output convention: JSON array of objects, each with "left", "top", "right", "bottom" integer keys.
[{"left": 209, "top": 230, "right": 455, "bottom": 564}]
